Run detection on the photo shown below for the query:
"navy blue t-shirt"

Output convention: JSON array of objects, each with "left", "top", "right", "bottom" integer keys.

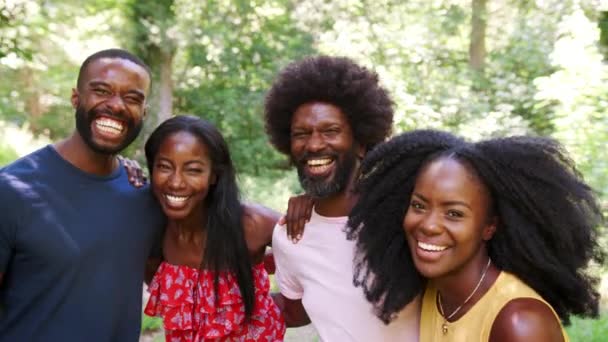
[{"left": 0, "top": 146, "right": 164, "bottom": 341}]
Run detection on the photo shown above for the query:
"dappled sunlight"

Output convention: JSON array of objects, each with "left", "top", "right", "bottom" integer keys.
[
  {"left": 0, "top": 2, "right": 606, "bottom": 339},
  {"left": 0, "top": 120, "right": 50, "bottom": 158}
]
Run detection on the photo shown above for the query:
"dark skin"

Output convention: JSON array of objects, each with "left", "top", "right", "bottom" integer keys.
[
  {"left": 404, "top": 158, "right": 563, "bottom": 341},
  {"left": 121, "top": 157, "right": 146, "bottom": 187},
  {"left": 272, "top": 102, "right": 364, "bottom": 327},
  {"left": 162, "top": 203, "right": 279, "bottom": 268},
  {"left": 0, "top": 58, "right": 150, "bottom": 287},
  {"left": 56, "top": 58, "right": 149, "bottom": 176},
  {"left": 151, "top": 131, "right": 279, "bottom": 272},
  {"left": 283, "top": 194, "right": 314, "bottom": 243},
  {"left": 289, "top": 102, "right": 363, "bottom": 217},
  {"left": 490, "top": 298, "right": 565, "bottom": 342}
]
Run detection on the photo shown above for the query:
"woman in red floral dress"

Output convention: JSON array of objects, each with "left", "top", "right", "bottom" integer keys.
[{"left": 143, "top": 116, "right": 285, "bottom": 341}]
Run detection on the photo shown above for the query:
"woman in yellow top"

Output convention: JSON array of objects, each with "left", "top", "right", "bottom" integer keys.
[{"left": 345, "top": 130, "right": 604, "bottom": 341}]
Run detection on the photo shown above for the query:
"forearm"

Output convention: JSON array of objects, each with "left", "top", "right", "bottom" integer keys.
[{"left": 271, "top": 292, "right": 311, "bottom": 327}]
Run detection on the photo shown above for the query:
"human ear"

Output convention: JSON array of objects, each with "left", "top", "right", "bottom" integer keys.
[
  {"left": 71, "top": 88, "right": 79, "bottom": 109},
  {"left": 356, "top": 143, "right": 365, "bottom": 160},
  {"left": 142, "top": 104, "right": 149, "bottom": 118},
  {"left": 482, "top": 216, "right": 498, "bottom": 241}
]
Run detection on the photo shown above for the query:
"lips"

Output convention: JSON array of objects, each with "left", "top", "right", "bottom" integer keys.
[
  {"left": 163, "top": 193, "right": 190, "bottom": 209},
  {"left": 412, "top": 239, "right": 451, "bottom": 262}
]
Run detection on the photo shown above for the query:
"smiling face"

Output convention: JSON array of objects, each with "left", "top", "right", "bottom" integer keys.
[
  {"left": 403, "top": 157, "right": 496, "bottom": 280},
  {"left": 72, "top": 57, "right": 150, "bottom": 154},
  {"left": 290, "top": 102, "right": 363, "bottom": 198},
  {"left": 151, "top": 131, "right": 216, "bottom": 221}
]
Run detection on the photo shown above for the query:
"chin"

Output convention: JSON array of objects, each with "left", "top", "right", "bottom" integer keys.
[
  {"left": 411, "top": 258, "right": 438, "bottom": 279},
  {"left": 162, "top": 208, "right": 191, "bottom": 221}
]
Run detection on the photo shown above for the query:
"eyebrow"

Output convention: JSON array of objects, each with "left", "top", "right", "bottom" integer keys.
[
  {"left": 156, "top": 157, "right": 208, "bottom": 166},
  {"left": 89, "top": 81, "right": 145, "bottom": 99},
  {"left": 412, "top": 192, "right": 472, "bottom": 210},
  {"left": 89, "top": 81, "right": 110, "bottom": 88},
  {"left": 184, "top": 160, "right": 207, "bottom": 167}
]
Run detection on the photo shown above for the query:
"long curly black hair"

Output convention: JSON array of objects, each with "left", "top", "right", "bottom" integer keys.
[
  {"left": 346, "top": 129, "right": 605, "bottom": 325},
  {"left": 264, "top": 55, "right": 394, "bottom": 155}
]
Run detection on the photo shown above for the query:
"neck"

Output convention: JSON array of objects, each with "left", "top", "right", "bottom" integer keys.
[
  {"left": 54, "top": 132, "right": 118, "bottom": 176},
  {"left": 167, "top": 206, "right": 208, "bottom": 242},
  {"left": 434, "top": 254, "right": 498, "bottom": 318},
  {"left": 314, "top": 164, "right": 360, "bottom": 217},
  {"left": 314, "top": 190, "right": 358, "bottom": 217}
]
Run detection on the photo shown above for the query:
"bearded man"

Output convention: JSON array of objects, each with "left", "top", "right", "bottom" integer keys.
[
  {"left": 265, "top": 56, "right": 421, "bottom": 341},
  {"left": 0, "top": 49, "right": 164, "bottom": 341}
]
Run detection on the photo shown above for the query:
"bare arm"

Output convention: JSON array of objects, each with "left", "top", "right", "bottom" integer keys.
[
  {"left": 489, "top": 298, "right": 565, "bottom": 342},
  {"left": 242, "top": 203, "right": 281, "bottom": 262},
  {"left": 271, "top": 292, "right": 311, "bottom": 327}
]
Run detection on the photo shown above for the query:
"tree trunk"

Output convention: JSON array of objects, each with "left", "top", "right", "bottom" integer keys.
[
  {"left": 142, "top": 47, "right": 174, "bottom": 137},
  {"left": 19, "top": 67, "right": 44, "bottom": 134},
  {"left": 470, "top": 0, "right": 487, "bottom": 72},
  {"left": 157, "top": 50, "right": 173, "bottom": 125}
]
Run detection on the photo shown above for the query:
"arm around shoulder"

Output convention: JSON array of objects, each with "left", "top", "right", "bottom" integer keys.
[
  {"left": 489, "top": 298, "right": 565, "bottom": 342},
  {"left": 242, "top": 203, "right": 281, "bottom": 249}
]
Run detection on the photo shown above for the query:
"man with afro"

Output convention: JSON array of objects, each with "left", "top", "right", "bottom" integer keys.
[{"left": 265, "top": 56, "right": 420, "bottom": 341}]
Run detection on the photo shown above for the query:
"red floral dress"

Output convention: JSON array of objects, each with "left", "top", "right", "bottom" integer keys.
[{"left": 144, "top": 261, "right": 285, "bottom": 341}]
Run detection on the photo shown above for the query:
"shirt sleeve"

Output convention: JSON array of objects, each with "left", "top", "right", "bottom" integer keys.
[
  {"left": 0, "top": 176, "right": 17, "bottom": 274},
  {"left": 272, "top": 223, "right": 304, "bottom": 300}
]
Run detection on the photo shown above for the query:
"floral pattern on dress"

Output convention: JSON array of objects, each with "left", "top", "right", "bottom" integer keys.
[{"left": 145, "top": 262, "right": 285, "bottom": 342}]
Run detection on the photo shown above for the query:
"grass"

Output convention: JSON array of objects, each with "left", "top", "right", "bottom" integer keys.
[
  {"left": 566, "top": 313, "right": 608, "bottom": 342},
  {"left": 141, "top": 314, "right": 163, "bottom": 333}
]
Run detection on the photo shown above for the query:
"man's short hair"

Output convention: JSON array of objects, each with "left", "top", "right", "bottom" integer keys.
[{"left": 76, "top": 49, "right": 152, "bottom": 89}]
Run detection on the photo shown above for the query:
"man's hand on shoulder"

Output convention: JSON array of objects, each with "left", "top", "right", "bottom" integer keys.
[
  {"left": 119, "top": 156, "right": 147, "bottom": 188},
  {"left": 278, "top": 194, "right": 314, "bottom": 244}
]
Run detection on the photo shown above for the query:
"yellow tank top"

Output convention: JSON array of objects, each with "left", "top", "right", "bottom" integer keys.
[{"left": 419, "top": 271, "right": 570, "bottom": 342}]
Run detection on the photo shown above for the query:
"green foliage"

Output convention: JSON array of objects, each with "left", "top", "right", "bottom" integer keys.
[
  {"left": 173, "top": 0, "right": 315, "bottom": 175},
  {"left": 239, "top": 171, "right": 301, "bottom": 212},
  {"left": 141, "top": 313, "right": 163, "bottom": 332},
  {"left": 0, "top": 143, "right": 18, "bottom": 167},
  {"left": 0, "top": 0, "right": 605, "bottom": 205},
  {"left": 566, "top": 314, "right": 608, "bottom": 342},
  {"left": 0, "top": 1, "right": 32, "bottom": 60},
  {"left": 599, "top": 11, "right": 608, "bottom": 55}
]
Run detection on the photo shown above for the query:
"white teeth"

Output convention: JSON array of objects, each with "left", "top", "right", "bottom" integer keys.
[
  {"left": 307, "top": 158, "right": 333, "bottom": 166},
  {"left": 309, "top": 164, "right": 332, "bottom": 173},
  {"left": 418, "top": 241, "right": 448, "bottom": 252},
  {"left": 95, "top": 118, "right": 124, "bottom": 133},
  {"left": 306, "top": 158, "right": 334, "bottom": 174},
  {"left": 165, "top": 194, "right": 188, "bottom": 203}
]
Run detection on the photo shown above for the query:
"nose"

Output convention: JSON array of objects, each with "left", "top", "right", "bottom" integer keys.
[
  {"left": 305, "top": 131, "right": 326, "bottom": 153},
  {"left": 168, "top": 171, "right": 186, "bottom": 190},
  {"left": 105, "top": 94, "right": 127, "bottom": 114},
  {"left": 420, "top": 212, "right": 443, "bottom": 235}
]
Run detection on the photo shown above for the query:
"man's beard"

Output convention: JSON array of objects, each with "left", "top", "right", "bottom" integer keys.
[
  {"left": 75, "top": 104, "right": 142, "bottom": 154},
  {"left": 295, "top": 148, "right": 358, "bottom": 198}
]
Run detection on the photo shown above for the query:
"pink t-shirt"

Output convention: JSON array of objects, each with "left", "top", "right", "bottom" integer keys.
[{"left": 273, "top": 209, "right": 420, "bottom": 341}]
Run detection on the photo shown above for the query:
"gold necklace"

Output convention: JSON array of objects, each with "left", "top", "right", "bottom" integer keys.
[{"left": 437, "top": 258, "right": 492, "bottom": 335}]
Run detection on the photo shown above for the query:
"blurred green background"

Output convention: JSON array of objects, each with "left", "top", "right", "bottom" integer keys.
[{"left": 1, "top": 0, "right": 606, "bottom": 340}]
